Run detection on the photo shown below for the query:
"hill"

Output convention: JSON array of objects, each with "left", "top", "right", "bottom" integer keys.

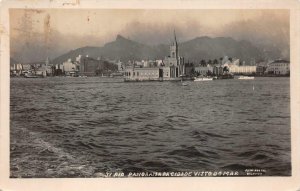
[{"left": 52, "top": 35, "right": 267, "bottom": 65}]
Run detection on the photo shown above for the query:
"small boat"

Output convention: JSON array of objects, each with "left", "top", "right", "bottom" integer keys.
[
  {"left": 194, "top": 77, "right": 213, "bottom": 82},
  {"left": 238, "top": 76, "right": 254, "bottom": 80},
  {"left": 182, "top": 82, "right": 188, "bottom": 86},
  {"left": 181, "top": 78, "right": 188, "bottom": 86},
  {"left": 24, "top": 73, "right": 39, "bottom": 78}
]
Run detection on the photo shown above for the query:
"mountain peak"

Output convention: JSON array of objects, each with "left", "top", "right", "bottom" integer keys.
[{"left": 116, "top": 34, "right": 127, "bottom": 41}]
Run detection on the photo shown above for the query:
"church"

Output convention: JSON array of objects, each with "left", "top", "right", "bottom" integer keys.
[
  {"left": 162, "top": 31, "right": 185, "bottom": 78},
  {"left": 124, "top": 31, "right": 186, "bottom": 82}
]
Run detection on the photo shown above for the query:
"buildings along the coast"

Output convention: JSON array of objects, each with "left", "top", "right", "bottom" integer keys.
[{"left": 124, "top": 31, "right": 187, "bottom": 81}]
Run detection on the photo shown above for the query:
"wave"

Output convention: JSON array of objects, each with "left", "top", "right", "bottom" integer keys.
[
  {"left": 202, "top": 132, "right": 228, "bottom": 139},
  {"left": 167, "top": 146, "right": 209, "bottom": 158}
]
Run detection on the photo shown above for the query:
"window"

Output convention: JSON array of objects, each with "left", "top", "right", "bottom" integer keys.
[{"left": 137, "top": 72, "right": 139, "bottom": 76}]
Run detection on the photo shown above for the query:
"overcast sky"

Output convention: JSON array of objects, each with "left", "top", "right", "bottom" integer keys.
[{"left": 10, "top": 9, "right": 289, "bottom": 63}]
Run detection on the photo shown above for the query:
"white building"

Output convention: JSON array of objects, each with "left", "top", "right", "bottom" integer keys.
[
  {"left": 76, "top": 55, "right": 82, "bottom": 62},
  {"left": 195, "top": 65, "right": 213, "bottom": 75},
  {"left": 124, "top": 67, "right": 160, "bottom": 81},
  {"left": 61, "top": 58, "right": 79, "bottom": 76},
  {"left": 22, "top": 64, "right": 31, "bottom": 71},
  {"left": 226, "top": 59, "right": 256, "bottom": 74},
  {"left": 63, "top": 59, "right": 74, "bottom": 72},
  {"left": 229, "top": 65, "right": 257, "bottom": 74},
  {"left": 117, "top": 60, "right": 124, "bottom": 71},
  {"left": 156, "top": 60, "right": 164, "bottom": 67},
  {"left": 266, "top": 59, "right": 290, "bottom": 75}
]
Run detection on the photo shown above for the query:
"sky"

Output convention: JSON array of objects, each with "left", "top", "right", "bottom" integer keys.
[{"left": 10, "top": 9, "right": 290, "bottom": 63}]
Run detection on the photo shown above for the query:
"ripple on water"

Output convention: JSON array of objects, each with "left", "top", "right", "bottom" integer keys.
[{"left": 10, "top": 77, "right": 291, "bottom": 177}]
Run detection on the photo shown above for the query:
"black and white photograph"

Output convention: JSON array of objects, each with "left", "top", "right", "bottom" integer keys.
[{"left": 7, "top": 7, "right": 292, "bottom": 179}]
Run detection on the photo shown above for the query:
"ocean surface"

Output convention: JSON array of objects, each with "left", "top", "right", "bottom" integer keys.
[{"left": 10, "top": 77, "right": 291, "bottom": 177}]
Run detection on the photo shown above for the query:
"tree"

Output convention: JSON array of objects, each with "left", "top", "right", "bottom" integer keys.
[
  {"left": 207, "top": 59, "right": 212, "bottom": 65},
  {"left": 219, "top": 57, "right": 223, "bottom": 64},
  {"left": 223, "top": 66, "right": 229, "bottom": 72},
  {"left": 191, "top": 68, "right": 195, "bottom": 75},
  {"left": 213, "top": 59, "right": 218, "bottom": 65},
  {"left": 200, "top": 59, "right": 206, "bottom": 67}
]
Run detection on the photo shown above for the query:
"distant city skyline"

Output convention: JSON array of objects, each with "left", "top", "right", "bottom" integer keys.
[{"left": 10, "top": 9, "right": 289, "bottom": 63}]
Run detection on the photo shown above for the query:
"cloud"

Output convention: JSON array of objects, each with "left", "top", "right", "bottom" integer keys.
[
  {"left": 216, "top": 11, "right": 289, "bottom": 57},
  {"left": 117, "top": 20, "right": 209, "bottom": 45},
  {"left": 10, "top": 9, "right": 290, "bottom": 62}
]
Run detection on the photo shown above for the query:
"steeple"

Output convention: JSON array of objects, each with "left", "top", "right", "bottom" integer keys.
[
  {"left": 174, "top": 29, "right": 178, "bottom": 48},
  {"left": 175, "top": 30, "right": 178, "bottom": 58},
  {"left": 170, "top": 29, "right": 179, "bottom": 59}
]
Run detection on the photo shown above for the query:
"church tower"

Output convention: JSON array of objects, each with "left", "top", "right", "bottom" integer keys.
[
  {"left": 164, "top": 30, "right": 185, "bottom": 78},
  {"left": 170, "top": 30, "right": 178, "bottom": 60}
]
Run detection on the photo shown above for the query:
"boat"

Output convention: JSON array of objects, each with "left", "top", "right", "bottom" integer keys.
[
  {"left": 238, "top": 76, "right": 255, "bottom": 80},
  {"left": 194, "top": 77, "right": 213, "bottom": 82},
  {"left": 24, "top": 73, "right": 39, "bottom": 78},
  {"left": 182, "top": 82, "right": 188, "bottom": 86},
  {"left": 216, "top": 74, "right": 234, "bottom": 80},
  {"left": 181, "top": 77, "right": 188, "bottom": 86}
]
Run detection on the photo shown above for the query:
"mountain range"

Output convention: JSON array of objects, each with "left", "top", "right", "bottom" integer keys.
[{"left": 48, "top": 35, "right": 284, "bottom": 65}]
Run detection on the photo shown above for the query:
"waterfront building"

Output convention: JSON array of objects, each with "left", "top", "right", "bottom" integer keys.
[
  {"left": 22, "top": 64, "right": 31, "bottom": 71},
  {"left": 10, "top": 63, "right": 23, "bottom": 76},
  {"left": 256, "top": 61, "right": 268, "bottom": 75},
  {"left": 226, "top": 59, "right": 256, "bottom": 74},
  {"left": 156, "top": 60, "right": 164, "bottom": 67},
  {"left": 124, "top": 66, "right": 161, "bottom": 81},
  {"left": 213, "top": 65, "right": 224, "bottom": 76},
  {"left": 117, "top": 60, "right": 124, "bottom": 71},
  {"left": 10, "top": 63, "right": 23, "bottom": 71},
  {"left": 124, "top": 31, "right": 186, "bottom": 81},
  {"left": 78, "top": 56, "right": 101, "bottom": 76},
  {"left": 76, "top": 55, "right": 118, "bottom": 76},
  {"left": 62, "top": 59, "right": 79, "bottom": 76},
  {"left": 195, "top": 64, "right": 213, "bottom": 76},
  {"left": 141, "top": 60, "right": 149, "bottom": 68},
  {"left": 10, "top": 57, "right": 53, "bottom": 77},
  {"left": 265, "top": 59, "right": 290, "bottom": 75},
  {"left": 134, "top": 61, "right": 144, "bottom": 68},
  {"left": 35, "top": 69, "right": 47, "bottom": 77},
  {"left": 229, "top": 65, "right": 256, "bottom": 74},
  {"left": 54, "top": 63, "right": 64, "bottom": 75},
  {"left": 35, "top": 58, "right": 52, "bottom": 77}
]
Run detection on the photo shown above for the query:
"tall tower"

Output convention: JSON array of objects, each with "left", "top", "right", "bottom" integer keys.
[{"left": 170, "top": 30, "right": 178, "bottom": 59}]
